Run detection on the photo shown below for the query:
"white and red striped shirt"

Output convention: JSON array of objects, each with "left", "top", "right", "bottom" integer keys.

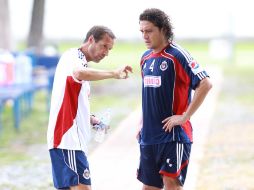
[{"left": 47, "top": 48, "right": 91, "bottom": 154}]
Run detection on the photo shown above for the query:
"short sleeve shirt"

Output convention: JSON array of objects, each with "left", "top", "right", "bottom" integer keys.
[
  {"left": 140, "top": 43, "right": 209, "bottom": 145},
  {"left": 47, "top": 48, "right": 91, "bottom": 153}
]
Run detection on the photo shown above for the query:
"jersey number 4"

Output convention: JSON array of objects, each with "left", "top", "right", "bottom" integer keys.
[{"left": 149, "top": 59, "right": 155, "bottom": 72}]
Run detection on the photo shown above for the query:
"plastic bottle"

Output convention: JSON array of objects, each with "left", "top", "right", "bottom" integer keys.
[
  {"left": 14, "top": 53, "right": 33, "bottom": 84},
  {"left": 94, "top": 109, "right": 111, "bottom": 143},
  {"left": 0, "top": 51, "right": 15, "bottom": 85},
  {"left": 0, "top": 60, "right": 6, "bottom": 85}
]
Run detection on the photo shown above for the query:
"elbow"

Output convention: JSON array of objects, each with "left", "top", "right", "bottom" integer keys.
[
  {"left": 73, "top": 70, "right": 82, "bottom": 81},
  {"left": 207, "top": 80, "right": 213, "bottom": 91},
  {"left": 198, "top": 77, "right": 213, "bottom": 93},
  {"left": 204, "top": 77, "right": 213, "bottom": 92},
  {"left": 73, "top": 69, "right": 93, "bottom": 81}
]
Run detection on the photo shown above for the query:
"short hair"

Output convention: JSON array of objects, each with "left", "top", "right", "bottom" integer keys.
[
  {"left": 84, "top": 25, "right": 116, "bottom": 42},
  {"left": 139, "top": 8, "right": 174, "bottom": 41}
]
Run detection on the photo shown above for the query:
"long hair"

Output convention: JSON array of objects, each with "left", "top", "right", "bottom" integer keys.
[{"left": 139, "top": 8, "right": 174, "bottom": 41}]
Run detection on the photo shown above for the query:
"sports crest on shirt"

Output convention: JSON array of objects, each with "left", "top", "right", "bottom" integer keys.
[
  {"left": 160, "top": 61, "right": 168, "bottom": 71},
  {"left": 188, "top": 60, "right": 203, "bottom": 75}
]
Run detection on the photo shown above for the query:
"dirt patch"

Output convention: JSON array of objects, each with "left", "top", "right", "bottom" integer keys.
[{"left": 196, "top": 72, "right": 254, "bottom": 190}]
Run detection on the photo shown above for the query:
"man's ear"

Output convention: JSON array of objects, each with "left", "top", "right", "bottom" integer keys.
[{"left": 88, "top": 35, "right": 95, "bottom": 43}]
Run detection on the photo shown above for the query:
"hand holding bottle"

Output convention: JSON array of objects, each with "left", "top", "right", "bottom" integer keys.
[{"left": 93, "top": 109, "right": 111, "bottom": 143}]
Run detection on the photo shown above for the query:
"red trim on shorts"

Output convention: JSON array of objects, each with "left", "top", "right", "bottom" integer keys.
[{"left": 159, "top": 160, "right": 189, "bottom": 178}]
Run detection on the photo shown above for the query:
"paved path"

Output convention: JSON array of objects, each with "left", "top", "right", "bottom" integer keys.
[
  {"left": 90, "top": 66, "right": 222, "bottom": 190},
  {"left": 184, "top": 66, "right": 223, "bottom": 190},
  {"left": 89, "top": 108, "right": 143, "bottom": 190}
]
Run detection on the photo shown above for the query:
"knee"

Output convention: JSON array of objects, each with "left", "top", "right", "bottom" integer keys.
[
  {"left": 142, "top": 184, "right": 161, "bottom": 190},
  {"left": 163, "top": 176, "right": 182, "bottom": 190},
  {"left": 142, "top": 185, "right": 150, "bottom": 190}
]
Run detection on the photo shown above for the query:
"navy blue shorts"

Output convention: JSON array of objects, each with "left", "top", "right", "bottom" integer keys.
[
  {"left": 137, "top": 142, "right": 191, "bottom": 188},
  {"left": 49, "top": 149, "right": 91, "bottom": 189}
]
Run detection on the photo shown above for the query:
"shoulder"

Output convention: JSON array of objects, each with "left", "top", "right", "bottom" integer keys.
[
  {"left": 58, "top": 48, "right": 76, "bottom": 62},
  {"left": 141, "top": 49, "right": 153, "bottom": 60},
  {"left": 60, "top": 48, "right": 86, "bottom": 64},
  {"left": 62, "top": 48, "right": 79, "bottom": 58},
  {"left": 164, "top": 43, "right": 193, "bottom": 65}
]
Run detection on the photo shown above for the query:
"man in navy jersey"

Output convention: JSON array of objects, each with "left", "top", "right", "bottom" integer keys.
[{"left": 137, "top": 8, "right": 212, "bottom": 190}]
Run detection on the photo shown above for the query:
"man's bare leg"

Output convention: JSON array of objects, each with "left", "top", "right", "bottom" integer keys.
[
  {"left": 70, "top": 184, "right": 91, "bottom": 190},
  {"left": 163, "top": 176, "right": 183, "bottom": 190},
  {"left": 142, "top": 184, "right": 162, "bottom": 190}
]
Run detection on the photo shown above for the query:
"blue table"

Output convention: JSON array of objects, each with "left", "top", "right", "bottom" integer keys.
[
  {"left": 0, "top": 82, "right": 48, "bottom": 131},
  {"left": 0, "top": 54, "right": 59, "bottom": 132},
  {"left": 0, "top": 86, "right": 25, "bottom": 130},
  {"left": 36, "top": 55, "right": 59, "bottom": 69}
]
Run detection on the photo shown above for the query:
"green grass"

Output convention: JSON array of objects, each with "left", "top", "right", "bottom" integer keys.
[
  {"left": 0, "top": 91, "right": 49, "bottom": 164},
  {"left": 0, "top": 91, "right": 48, "bottom": 145}
]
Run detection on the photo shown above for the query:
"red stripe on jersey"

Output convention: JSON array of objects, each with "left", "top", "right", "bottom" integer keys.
[
  {"left": 53, "top": 76, "right": 82, "bottom": 148},
  {"left": 140, "top": 52, "right": 152, "bottom": 66},
  {"left": 161, "top": 51, "right": 190, "bottom": 115},
  {"left": 140, "top": 52, "right": 153, "bottom": 78},
  {"left": 162, "top": 51, "right": 192, "bottom": 141},
  {"left": 181, "top": 120, "right": 193, "bottom": 141}
]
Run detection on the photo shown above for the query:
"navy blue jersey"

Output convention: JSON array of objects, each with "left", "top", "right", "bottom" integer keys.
[{"left": 139, "top": 43, "right": 209, "bottom": 145}]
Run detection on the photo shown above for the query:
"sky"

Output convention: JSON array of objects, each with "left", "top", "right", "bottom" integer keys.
[{"left": 9, "top": 0, "right": 254, "bottom": 41}]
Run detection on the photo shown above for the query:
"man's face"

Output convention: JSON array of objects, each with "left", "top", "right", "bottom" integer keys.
[
  {"left": 88, "top": 34, "right": 114, "bottom": 63},
  {"left": 139, "top": 20, "right": 165, "bottom": 51}
]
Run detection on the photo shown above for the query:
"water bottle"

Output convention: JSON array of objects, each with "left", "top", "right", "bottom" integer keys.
[
  {"left": 14, "top": 54, "right": 33, "bottom": 84},
  {"left": 0, "top": 51, "right": 15, "bottom": 85},
  {"left": 94, "top": 109, "right": 111, "bottom": 143}
]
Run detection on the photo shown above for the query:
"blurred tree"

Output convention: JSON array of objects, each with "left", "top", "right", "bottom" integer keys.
[
  {"left": 0, "top": 0, "right": 12, "bottom": 50},
  {"left": 27, "top": 0, "right": 45, "bottom": 53}
]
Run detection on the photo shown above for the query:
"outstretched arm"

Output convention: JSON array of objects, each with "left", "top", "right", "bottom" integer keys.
[
  {"left": 73, "top": 65, "right": 133, "bottom": 81},
  {"left": 162, "top": 77, "right": 212, "bottom": 132}
]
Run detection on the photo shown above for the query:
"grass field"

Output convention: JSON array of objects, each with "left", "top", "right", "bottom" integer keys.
[
  {"left": 194, "top": 41, "right": 254, "bottom": 189},
  {"left": 0, "top": 40, "right": 254, "bottom": 189}
]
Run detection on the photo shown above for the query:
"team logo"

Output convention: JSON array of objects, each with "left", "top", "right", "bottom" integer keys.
[
  {"left": 188, "top": 60, "right": 203, "bottom": 75},
  {"left": 83, "top": 168, "right": 90, "bottom": 179},
  {"left": 189, "top": 60, "right": 199, "bottom": 69},
  {"left": 144, "top": 76, "right": 161, "bottom": 88},
  {"left": 166, "top": 158, "right": 173, "bottom": 167},
  {"left": 160, "top": 61, "right": 168, "bottom": 71}
]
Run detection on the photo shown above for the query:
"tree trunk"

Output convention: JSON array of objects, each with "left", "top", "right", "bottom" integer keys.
[
  {"left": 27, "top": 0, "right": 45, "bottom": 54},
  {"left": 0, "top": 0, "right": 12, "bottom": 50}
]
